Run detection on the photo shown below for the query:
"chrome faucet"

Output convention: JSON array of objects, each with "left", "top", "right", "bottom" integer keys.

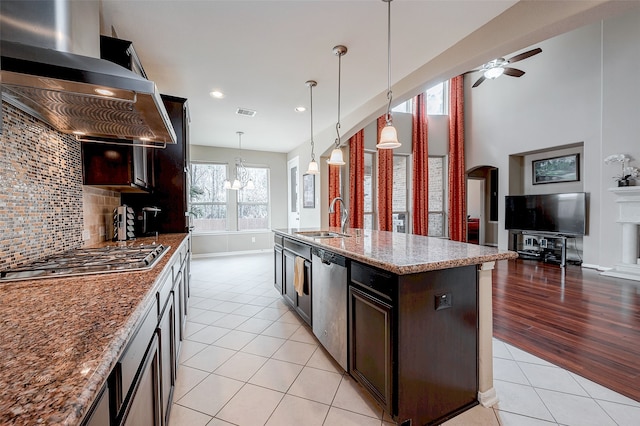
[{"left": 329, "top": 197, "right": 349, "bottom": 234}]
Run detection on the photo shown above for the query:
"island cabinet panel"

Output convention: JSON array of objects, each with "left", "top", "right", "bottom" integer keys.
[
  {"left": 349, "top": 285, "right": 394, "bottom": 413},
  {"left": 395, "top": 265, "right": 479, "bottom": 425}
]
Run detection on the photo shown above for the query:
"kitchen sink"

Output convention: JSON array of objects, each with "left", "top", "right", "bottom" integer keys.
[{"left": 296, "top": 231, "right": 350, "bottom": 239}]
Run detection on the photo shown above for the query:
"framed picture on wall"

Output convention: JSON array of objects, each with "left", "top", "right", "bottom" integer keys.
[
  {"left": 303, "top": 174, "right": 315, "bottom": 208},
  {"left": 532, "top": 153, "right": 580, "bottom": 185}
]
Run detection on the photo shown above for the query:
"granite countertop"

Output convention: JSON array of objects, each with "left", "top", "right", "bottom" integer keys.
[
  {"left": 0, "top": 233, "right": 189, "bottom": 425},
  {"left": 275, "top": 228, "right": 517, "bottom": 275}
]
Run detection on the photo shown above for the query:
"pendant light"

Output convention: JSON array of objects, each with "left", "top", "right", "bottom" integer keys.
[
  {"left": 223, "top": 131, "right": 254, "bottom": 190},
  {"left": 305, "top": 80, "right": 320, "bottom": 174},
  {"left": 327, "top": 45, "right": 347, "bottom": 166},
  {"left": 377, "top": 0, "right": 401, "bottom": 149}
]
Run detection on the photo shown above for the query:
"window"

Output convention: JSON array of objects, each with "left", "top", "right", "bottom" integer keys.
[
  {"left": 237, "top": 166, "right": 270, "bottom": 230},
  {"left": 428, "top": 156, "right": 446, "bottom": 236},
  {"left": 392, "top": 154, "right": 410, "bottom": 233},
  {"left": 189, "top": 163, "right": 270, "bottom": 232},
  {"left": 363, "top": 152, "right": 375, "bottom": 230},
  {"left": 426, "top": 81, "right": 448, "bottom": 115},
  {"left": 189, "top": 163, "right": 227, "bottom": 232},
  {"left": 363, "top": 152, "right": 410, "bottom": 233}
]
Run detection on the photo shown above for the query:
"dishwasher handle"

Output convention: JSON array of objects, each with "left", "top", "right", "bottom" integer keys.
[{"left": 312, "top": 247, "right": 347, "bottom": 267}]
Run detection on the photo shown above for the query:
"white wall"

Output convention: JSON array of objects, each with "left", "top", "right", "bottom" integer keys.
[
  {"left": 465, "top": 8, "right": 640, "bottom": 269},
  {"left": 189, "top": 144, "right": 287, "bottom": 255}
]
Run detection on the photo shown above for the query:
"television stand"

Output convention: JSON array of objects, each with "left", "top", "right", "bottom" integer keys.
[{"left": 511, "top": 231, "right": 568, "bottom": 267}]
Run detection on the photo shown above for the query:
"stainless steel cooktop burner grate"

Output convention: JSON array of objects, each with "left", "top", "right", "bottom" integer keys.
[{"left": 0, "top": 244, "right": 169, "bottom": 282}]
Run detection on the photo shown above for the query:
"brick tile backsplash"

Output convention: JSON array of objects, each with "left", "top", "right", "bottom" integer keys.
[{"left": 0, "top": 102, "right": 120, "bottom": 271}]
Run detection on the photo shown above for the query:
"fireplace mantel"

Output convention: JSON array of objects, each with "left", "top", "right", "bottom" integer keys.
[{"left": 601, "top": 186, "right": 640, "bottom": 282}]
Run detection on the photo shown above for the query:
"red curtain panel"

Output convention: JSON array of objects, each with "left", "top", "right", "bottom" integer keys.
[
  {"left": 412, "top": 92, "right": 429, "bottom": 236},
  {"left": 448, "top": 75, "right": 467, "bottom": 242},
  {"left": 328, "top": 164, "right": 341, "bottom": 227},
  {"left": 377, "top": 116, "right": 393, "bottom": 231},
  {"left": 349, "top": 129, "right": 365, "bottom": 229}
]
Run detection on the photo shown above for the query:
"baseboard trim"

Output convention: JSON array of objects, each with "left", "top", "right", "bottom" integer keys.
[{"left": 478, "top": 387, "right": 498, "bottom": 407}]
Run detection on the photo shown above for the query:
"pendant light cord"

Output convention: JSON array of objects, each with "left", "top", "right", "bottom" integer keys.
[
  {"left": 386, "top": 0, "right": 393, "bottom": 125},
  {"left": 335, "top": 50, "right": 342, "bottom": 149},
  {"left": 310, "top": 83, "right": 315, "bottom": 161}
]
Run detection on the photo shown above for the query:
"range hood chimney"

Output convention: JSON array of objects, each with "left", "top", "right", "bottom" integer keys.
[{"left": 0, "top": 0, "right": 176, "bottom": 146}]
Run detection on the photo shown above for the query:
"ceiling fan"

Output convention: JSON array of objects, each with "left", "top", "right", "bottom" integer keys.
[{"left": 466, "top": 47, "right": 542, "bottom": 88}]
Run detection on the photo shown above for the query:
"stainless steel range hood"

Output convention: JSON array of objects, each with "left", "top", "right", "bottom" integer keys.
[{"left": 0, "top": 0, "right": 176, "bottom": 146}]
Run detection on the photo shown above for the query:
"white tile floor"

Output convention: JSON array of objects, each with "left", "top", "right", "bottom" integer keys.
[{"left": 170, "top": 253, "right": 640, "bottom": 426}]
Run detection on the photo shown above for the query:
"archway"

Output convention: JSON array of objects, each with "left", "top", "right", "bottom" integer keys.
[{"left": 466, "top": 165, "right": 499, "bottom": 246}]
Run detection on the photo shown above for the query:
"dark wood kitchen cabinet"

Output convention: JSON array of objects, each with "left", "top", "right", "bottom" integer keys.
[
  {"left": 122, "top": 95, "right": 190, "bottom": 233},
  {"left": 274, "top": 234, "right": 283, "bottom": 293},
  {"left": 349, "top": 262, "right": 395, "bottom": 413},
  {"left": 121, "top": 333, "right": 162, "bottom": 426},
  {"left": 282, "top": 238, "right": 312, "bottom": 326},
  {"left": 82, "top": 143, "right": 153, "bottom": 192},
  {"left": 347, "top": 260, "right": 479, "bottom": 425}
]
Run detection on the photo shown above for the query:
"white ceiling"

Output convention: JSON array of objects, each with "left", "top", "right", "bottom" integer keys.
[{"left": 98, "top": 1, "right": 622, "bottom": 154}]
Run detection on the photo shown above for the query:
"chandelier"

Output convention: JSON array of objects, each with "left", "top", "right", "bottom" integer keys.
[{"left": 224, "top": 131, "right": 254, "bottom": 190}]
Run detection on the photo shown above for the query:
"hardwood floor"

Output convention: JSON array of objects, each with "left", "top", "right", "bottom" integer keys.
[{"left": 492, "top": 259, "right": 640, "bottom": 402}]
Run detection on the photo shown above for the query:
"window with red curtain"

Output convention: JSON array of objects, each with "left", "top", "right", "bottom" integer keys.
[
  {"left": 448, "top": 75, "right": 466, "bottom": 242},
  {"left": 349, "top": 130, "right": 365, "bottom": 229},
  {"left": 412, "top": 92, "right": 429, "bottom": 236},
  {"left": 328, "top": 164, "right": 341, "bottom": 227},
  {"left": 377, "top": 116, "right": 393, "bottom": 231}
]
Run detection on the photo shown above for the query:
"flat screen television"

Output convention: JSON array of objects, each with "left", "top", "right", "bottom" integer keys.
[{"left": 505, "top": 192, "right": 587, "bottom": 235}]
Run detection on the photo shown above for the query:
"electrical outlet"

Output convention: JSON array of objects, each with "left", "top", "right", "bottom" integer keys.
[
  {"left": 435, "top": 292, "right": 452, "bottom": 311},
  {"left": 82, "top": 230, "right": 91, "bottom": 241},
  {"left": 251, "top": 237, "right": 256, "bottom": 243}
]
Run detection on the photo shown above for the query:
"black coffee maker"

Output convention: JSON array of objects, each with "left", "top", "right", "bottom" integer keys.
[{"left": 139, "top": 206, "right": 161, "bottom": 236}]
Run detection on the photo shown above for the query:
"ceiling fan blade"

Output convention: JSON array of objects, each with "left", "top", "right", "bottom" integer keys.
[
  {"left": 507, "top": 47, "right": 542, "bottom": 64},
  {"left": 503, "top": 67, "right": 525, "bottom": 77},
  {"left": 472, "top": 75, "right": 486, "bottom": 88}
]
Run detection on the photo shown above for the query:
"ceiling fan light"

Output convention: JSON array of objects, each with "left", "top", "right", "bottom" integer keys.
[
  {"left": 377, "top": 124, "right": 401, "bottom": 149},
  {"left": 327, "top": 148, "right": 345, "bottom": 165},
  {"left": 484, "top": 67, "right": 504, "bottom": 79},
  {"left": 306, "top": 159, "right": 320, "bottom": 175},
  {"left": 231, "top": 179, "right": 242, "bottom": 190}
]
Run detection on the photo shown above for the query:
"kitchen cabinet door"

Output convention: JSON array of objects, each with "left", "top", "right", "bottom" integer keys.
[
  {"left": 82, "top": 143, "right": 152, "bottom": 192},
  {"left": 158, "top": 294, "right": 175, "bottom": 426},
  {"left": 283, "top": 249, "right": 312, "bottom": 326},
  {"left": 82, "top": 384, "right": 110, "bottom": 426},
  {"left": 274, "top": 245, "right": 283, "bottom": 294},
  {"left": 122, "top": 333, "right": 161, "bottom": 426},
  {"left": 349, "top": 285, "right": 393, "bottom": 413}
]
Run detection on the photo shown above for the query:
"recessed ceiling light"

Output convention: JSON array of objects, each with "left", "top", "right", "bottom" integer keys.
[
  {"left": 210, "top": 90, "right": 225, "bottom": 99},
  {"left": 295, "top": 106, "right": 306, "bottom": 112}
]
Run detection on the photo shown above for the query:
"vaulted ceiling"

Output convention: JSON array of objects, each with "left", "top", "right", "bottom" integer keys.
[{"left": 99, "top": 1, "right": 625, "bottom": 154}]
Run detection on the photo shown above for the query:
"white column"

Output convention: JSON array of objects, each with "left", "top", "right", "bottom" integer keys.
[
  {"left": 621, "top": 223, "right": 639, "bottom": 264},
  {"left": 477, "top": 261, "right": 497, "bottom": 407}
]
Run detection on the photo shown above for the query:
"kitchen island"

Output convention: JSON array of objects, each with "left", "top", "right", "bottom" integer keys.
[
  {"left": 0, "top": 233, "right": 190, "bottom": 425},
  {"left": 273, "top": 228, "right": 517, "bottom": 425}
]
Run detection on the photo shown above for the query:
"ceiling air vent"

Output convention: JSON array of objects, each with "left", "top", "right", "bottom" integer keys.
[{"left": 236, "top": 107, "right": 257, "bottom": 117}]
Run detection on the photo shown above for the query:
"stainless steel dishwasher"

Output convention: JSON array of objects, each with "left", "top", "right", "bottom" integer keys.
[{"left": 312, "top": 247, "right": 348, "bottom": 371}]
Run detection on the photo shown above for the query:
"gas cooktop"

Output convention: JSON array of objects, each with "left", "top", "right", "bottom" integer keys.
[{"left": 0, "top": 244, "right": 169, "bottom": 282}]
